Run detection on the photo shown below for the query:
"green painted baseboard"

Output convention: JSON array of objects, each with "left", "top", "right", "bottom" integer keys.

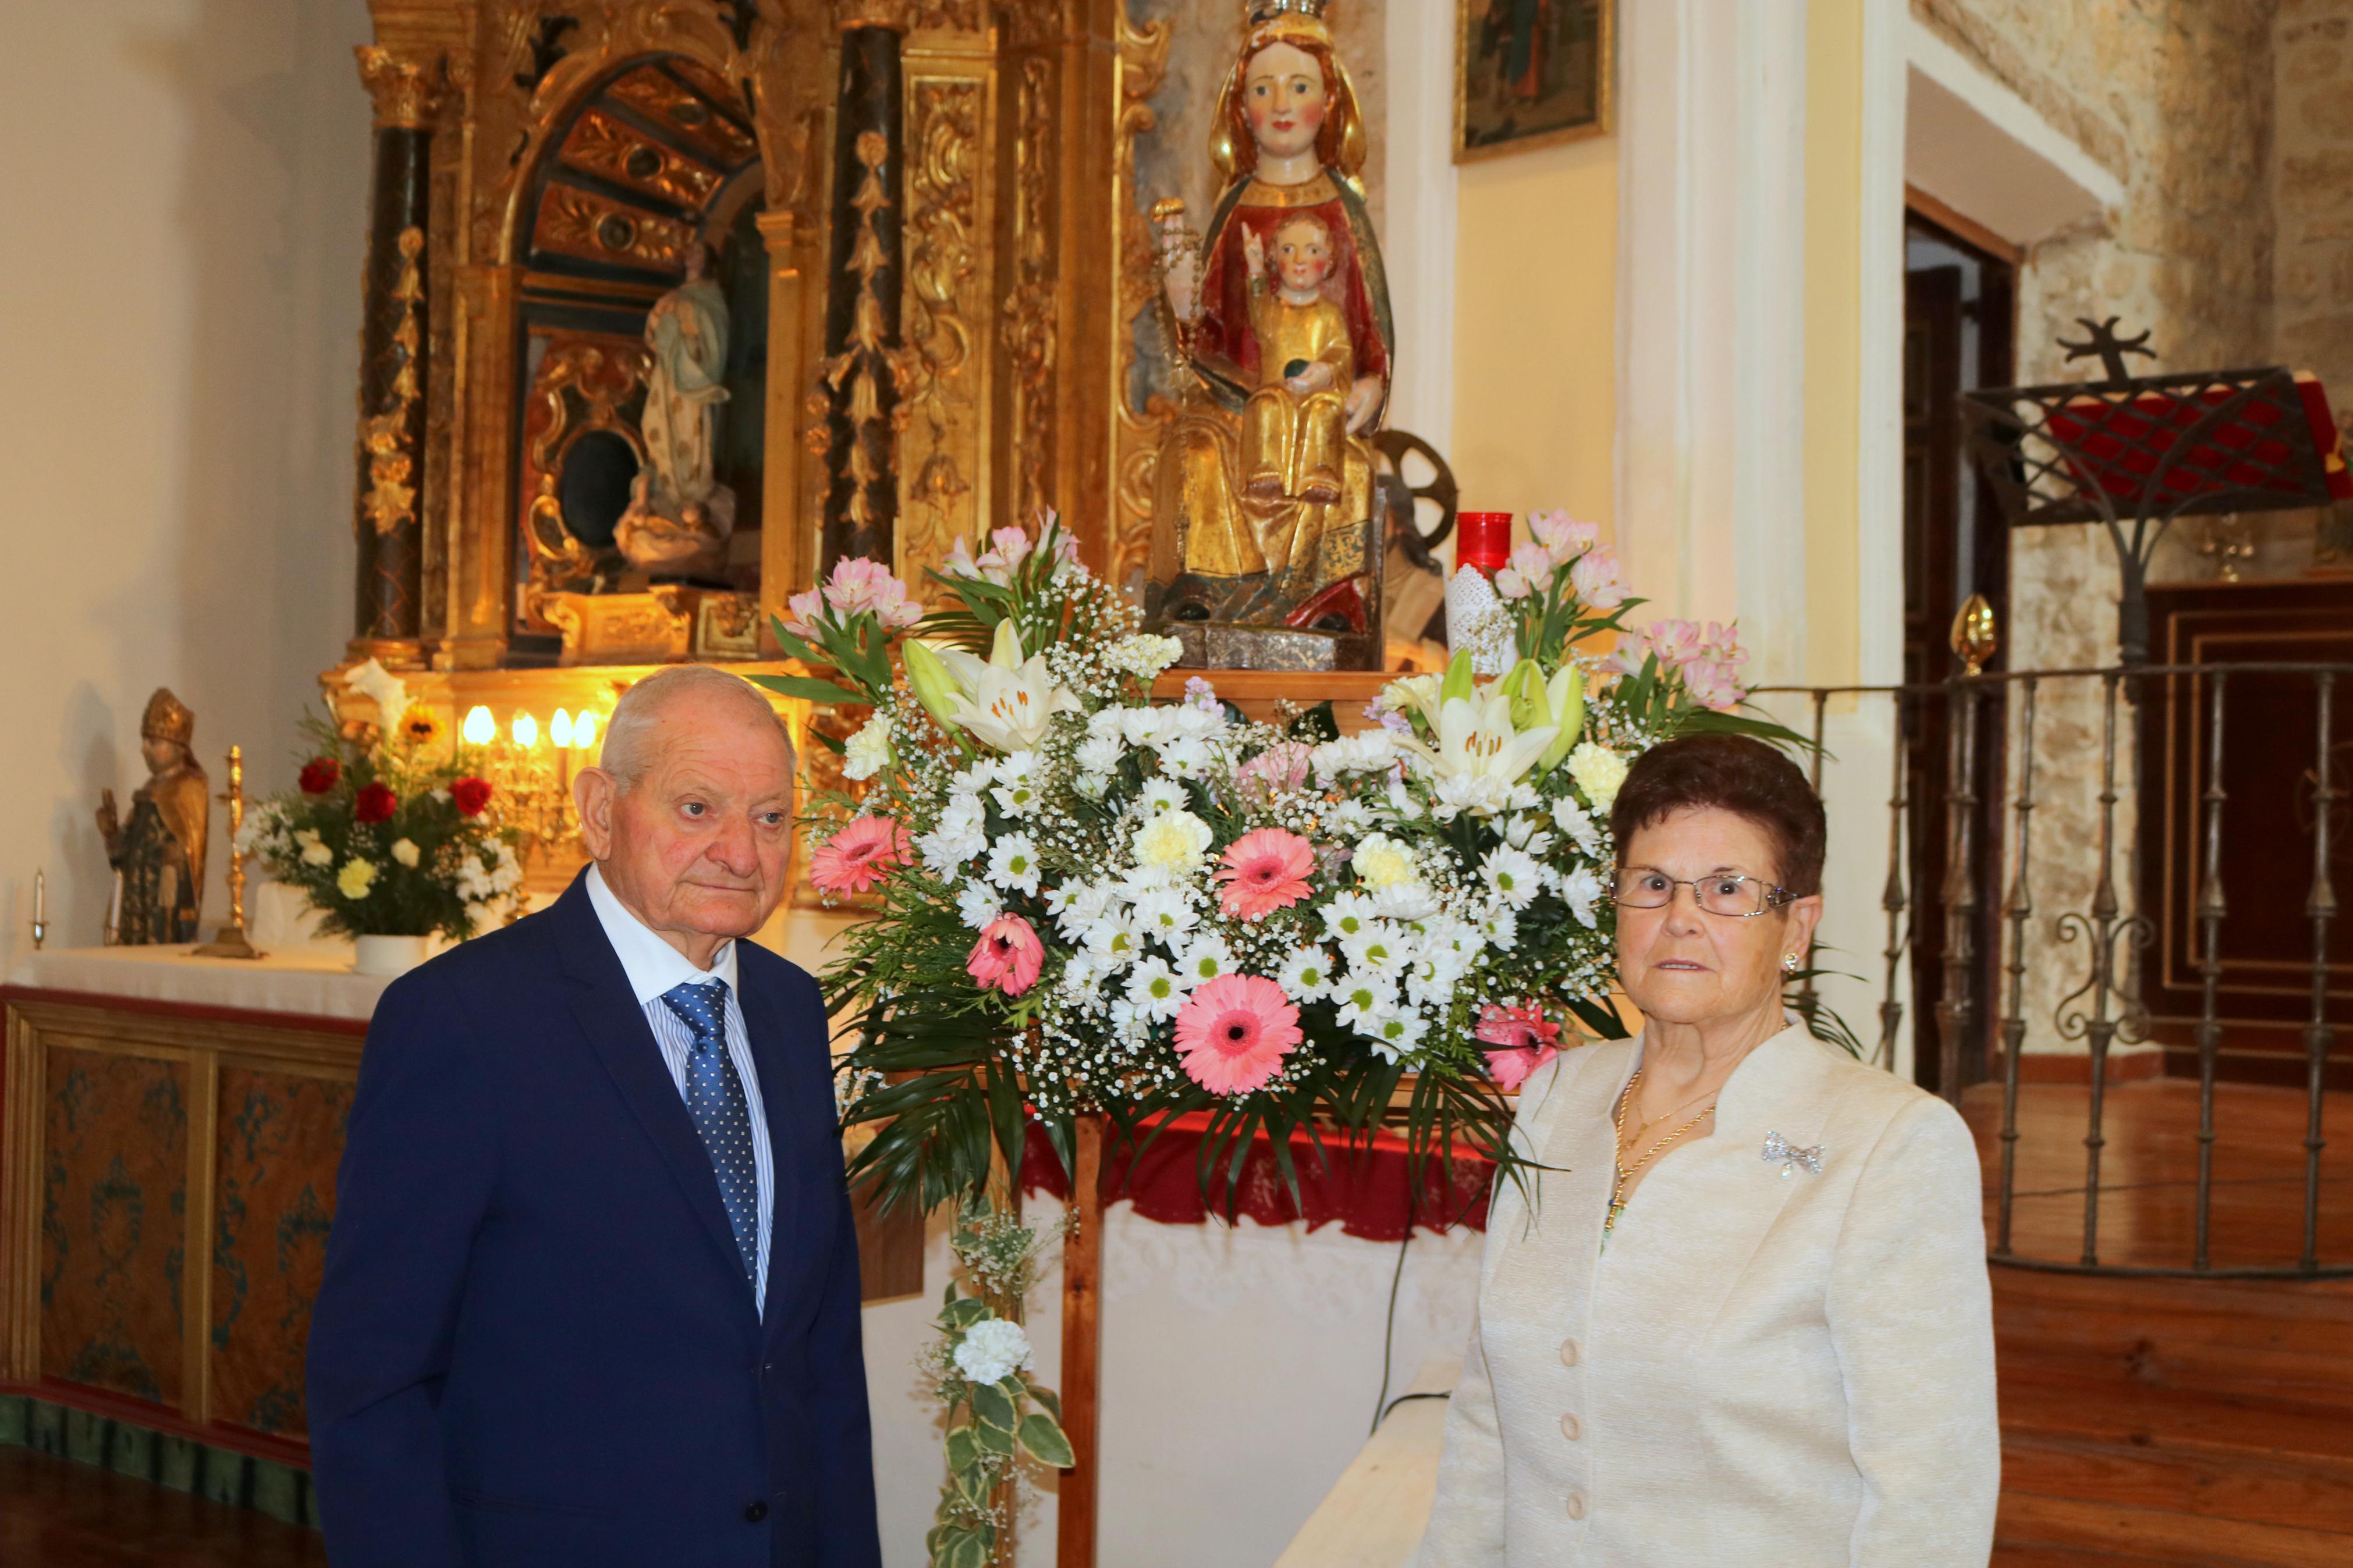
[{"left": 0, "top": 1394, "right": 320, "bottom": 1529}]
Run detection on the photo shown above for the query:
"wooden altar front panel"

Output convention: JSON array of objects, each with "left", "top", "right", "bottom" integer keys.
[{"left": 0, "top": 989, "right": 360, "bottom": 1462}]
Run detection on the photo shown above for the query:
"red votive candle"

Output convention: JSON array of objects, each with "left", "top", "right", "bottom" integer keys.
[{"left": 1456, "top": 511, "right": 1513, "bottom": 575}]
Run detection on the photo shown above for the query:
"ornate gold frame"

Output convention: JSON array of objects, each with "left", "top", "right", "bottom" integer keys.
[{"left": 1452, "top": 0, "right": 1614, "bottom": 165}]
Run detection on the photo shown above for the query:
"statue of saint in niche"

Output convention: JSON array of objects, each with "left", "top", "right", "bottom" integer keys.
[
  {"left": 616, "top": 240, "right": 736, "bottom": 575},
  {"left": 96, "top": 688, "right": 210, "bottom": 945},
  {"left": 1147, "top": 0, "right": 1392, "bottom": 669}
]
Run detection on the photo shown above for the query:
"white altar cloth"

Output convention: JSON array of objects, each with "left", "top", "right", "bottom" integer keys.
[
  {"left": 1275, "top": 1353, "right": 1458, "bottom": 1567},
  {"left": 9, "top": 944, "right": 393, "bottom": 1022}
]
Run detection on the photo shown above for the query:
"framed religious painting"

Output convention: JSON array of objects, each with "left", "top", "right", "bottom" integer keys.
[{"left": 1455, "top": 0, "right": 1614, "bottom": 163}]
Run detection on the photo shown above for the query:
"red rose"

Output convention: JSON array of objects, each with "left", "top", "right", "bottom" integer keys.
[
  {"left": 353, "top": 781, "right": 399, "bottom": 824},
  {"left": 450, "top": 777, "right": 494, "bottom": 817},
  {"left": 298, "top": 758, "right": 341, "bottom": 794}
]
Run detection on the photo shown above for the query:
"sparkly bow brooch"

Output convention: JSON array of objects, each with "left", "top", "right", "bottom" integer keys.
[{"left": 1762, "top": 1130, "right": 1824, "bottom": 1178}]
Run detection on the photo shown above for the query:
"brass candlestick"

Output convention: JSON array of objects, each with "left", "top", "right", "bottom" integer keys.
[{"left": 193, "top": 744, "right": 265, "bottom": 959}]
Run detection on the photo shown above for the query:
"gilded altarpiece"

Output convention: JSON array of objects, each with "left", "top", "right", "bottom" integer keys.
[{"left": 345, "top": 1, "right": 1146, "bottom": 803}]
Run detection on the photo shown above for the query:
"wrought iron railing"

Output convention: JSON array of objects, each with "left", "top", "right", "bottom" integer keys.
[{"left": 1754, "top": 659, "right": 2350, "bottom": 1279}]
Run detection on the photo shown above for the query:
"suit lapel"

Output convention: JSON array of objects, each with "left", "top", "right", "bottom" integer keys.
[
  {"left": 551, "top": 877, "right": 760, "bottom": 1308},
  {"left": 736, "top": 969, "right": 805, "bottom": 1341}
]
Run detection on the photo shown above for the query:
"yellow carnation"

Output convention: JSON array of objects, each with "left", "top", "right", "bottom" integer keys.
[
  {"left": 1567, "top": 743, "right": 1630, "bottom": 812},
  {"left": 1350, "top": 834, "right": 1416, "bottom": 888},
  {"left": 337, "top": 858, "right": 378, "bottom": 899},
  {"left": 1132, "top": 808, "right": 1212, "bottom": 870}
]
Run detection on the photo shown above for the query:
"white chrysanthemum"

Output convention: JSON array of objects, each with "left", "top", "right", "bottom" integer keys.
[
  {"left": 1174, "top": 933, "right": 1234, "bottom": 987},
  {"left": 1481, "top": 846, "right": 1543, "bottom": 909},
  {"left": 1119, "top": 706, "right": 1168, "bottom": 747},
  {"left": 297, "top": 828, "right": 333, "bottom": 867},
  {"left": 1432, "top": 771, "right": 1514, "bottom": 821},
  {"left": 842, "top": 713, "right": 893, "bottom": 781},
  {"left": 991, "top": 777, "right": 1041, "bottom": 817},
  {"left": 1385, "top": 772, "right": 1425, "bottom": 820},
  {"left": 1275, "top": 945, "right": 1335, "bottom": 1002},
  {"left": 1340, "top": 923, "right": 1407, "bottom": 976},
  {"left": 1362, "top": 1004, "right": 1429, "bottom": 1061},
  {"left": 1128, "top": 888, "right": 1197, "bottom": 944},
  {"left": 1560, "top": 864, "right": 1605, "bottom": 928},
  {"left": 1332, "top": 974, "right": 1395, "bottom": 1033},
  {"left": 1157, "top": 735, "right": 1215, "bottom": 778},
  {"left": 1084, "top": 917, "right": 1145, "bottom": 968},
  {"left": 1322, "top": 798, "right": 1372, "bottom": 835},
  {"left": 391, "top": 838, "right": 421, "bottom": 868},
  {"left": 986, "top": 833, "right": 1042, "bottom": 894},
  {"left": 1133, "top": 808, "right": 1212, "bottom": 870},
  {"left": 957, "top": 883, "right": 1004, "bottom": 931},
  {"left": 1567, "top": 742, "right": 1631, "bottom": 812},
  {"left": 1368, "top": 880, "right": 1439, "bottom": 922},
  {"left": 1351, "top": 833, "right": 1417, "bottom": 888},
  {"left": 918, "top": 823, "right": 985, "bottom": 876},
  {"left": 1552, "top": 795, "right": 1606, "bottom": 854},
  {"left": 1502, "top": 813, "right": 1557, "bottom": 858},
  {"left": 1481, "top": 907, "right": 1521, "bottom": 951},
  {"left": 1308, "top": 729, "right": 1397, "bottom": 781},
  {"left": 1138, "top": 777, "right": 1186, "bottom": 815},
  {"left": 1075, "top": 733, "right": 1123, "bottom": 774},
  {"left": 1125, "top": 957, "right": 1186, "bottom": 1020},
  {"left": 1320, "top": 891, "right": 1379, "bottom": 944},
  {"left": 953, "top": 1317, "right": 1034, "bottom": 1386}
]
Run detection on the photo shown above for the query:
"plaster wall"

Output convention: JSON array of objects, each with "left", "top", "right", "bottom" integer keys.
[{"left": 0, "top": 0, "right": 371, "bottom": 972}]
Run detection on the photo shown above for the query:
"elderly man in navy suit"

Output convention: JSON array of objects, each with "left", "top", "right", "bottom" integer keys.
[{"left": 308, "top": 664, "right": 881, "bottom": 1568}]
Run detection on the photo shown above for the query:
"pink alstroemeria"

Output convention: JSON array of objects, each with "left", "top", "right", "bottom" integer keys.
[
  {"left": 1173, "top": 975, "right": 1303, "bottom": 1096},
  {"left": 782, "top": 587, "right": 827, "bottom": 641},
  {"left": 807, "top": 816, "right": 911, "bottom": 896},
  {"left": 1234, "top": 741, "right": 1311, "bottom": 803},
  {"left": 1476, "top": 1002, "right": 1562, "bottom": 1090},
  {"left": 1215, "top": 827, "right": 1316, "bottom": 920},
  {"left": 967, "top": 914, "right": 1045, "bottom": 997},
  {"left": 822, "top": 557, "right": 923, "bottom": 630},
  {"left": 1495, "top": 541, "right": 1558, "bottom": 601},
  {"left": 1570, "top": 544, "right": 1627, "bottom": 610},
  {"left": 1529, "top": 509, "right": 1599, "bottom": 563}
]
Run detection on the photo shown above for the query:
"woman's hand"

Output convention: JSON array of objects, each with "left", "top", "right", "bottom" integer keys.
[{"left": 1343, "top": 374, "right": 1385, "bottom": 433}]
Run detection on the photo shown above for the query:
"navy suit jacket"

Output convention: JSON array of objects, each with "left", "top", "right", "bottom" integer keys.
[{"left": 307, "top": 874, "right": 882, "bottom": 1568}]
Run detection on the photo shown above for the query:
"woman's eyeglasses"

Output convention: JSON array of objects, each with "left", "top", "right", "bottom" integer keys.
[{"left": 1611, "top": 867, "right": 1794, "bottom": 919}]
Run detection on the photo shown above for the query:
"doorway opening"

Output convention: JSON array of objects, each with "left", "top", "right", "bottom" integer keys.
[{"left": 1903, "top": 197, "right": 2018, "bottom": 1096}]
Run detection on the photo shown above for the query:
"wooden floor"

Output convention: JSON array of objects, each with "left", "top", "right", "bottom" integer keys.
[
  {"left": 0, "top": 1447, "right": 322, "bottom": 1566},
  {"left": 1964, "top": 1080, "right": 2353, "bottom": 1567},
  {"left": 1962, "top": 1079, "right": 2353, "bottom": 1271}
]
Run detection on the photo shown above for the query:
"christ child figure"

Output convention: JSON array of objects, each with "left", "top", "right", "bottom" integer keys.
[{"left": 1240, "top": 213, "right": 1355, "bottom": 507}]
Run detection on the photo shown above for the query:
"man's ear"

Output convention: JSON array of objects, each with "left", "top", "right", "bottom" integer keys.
[{"left": 575, "top": 767, "right": 617, "bottom": 861}]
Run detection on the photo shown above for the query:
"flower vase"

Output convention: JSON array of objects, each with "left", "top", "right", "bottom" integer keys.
[{"left": 352, "top": 933, "right": 431, "bottom": 977}]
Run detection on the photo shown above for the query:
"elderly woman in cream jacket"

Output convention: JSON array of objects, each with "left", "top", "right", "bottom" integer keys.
[{"left": 1414, "top": 734, "right": 1998, "bottom": 1566}]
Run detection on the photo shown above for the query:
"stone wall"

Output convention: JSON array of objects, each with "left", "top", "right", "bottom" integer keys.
[
  {"left": 1911, "top": 0, "right": 2280, "bottom": 1057},
  {"left": 2274, "top": 0, "right": 2353, "bottom": 567}
]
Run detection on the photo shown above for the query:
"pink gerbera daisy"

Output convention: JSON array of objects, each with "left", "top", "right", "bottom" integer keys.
[
  {"left": 1477, "top": 1002, "right": 1562, "bottom": 1090},
  {"left": 1214, "top": 827, "right": 1316, "bottom": 921},
  {"left": 807, "top": 816, "right": 910, "bottom": 896},
  {"left": 967, "top": 914, "right": 1045, "bottom": 998},
  {"left": 1172, "top": 975, "right": 1303, "bottom": 1096}
]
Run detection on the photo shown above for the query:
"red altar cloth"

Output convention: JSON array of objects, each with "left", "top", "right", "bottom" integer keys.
[{"left": 1020, "top": 1114, "right": 1495, "bottom": 1240}]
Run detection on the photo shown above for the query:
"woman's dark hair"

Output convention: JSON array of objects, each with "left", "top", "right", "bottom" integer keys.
[{"left": 1609, "top": 733, "right": 1826, "bottom": 897}]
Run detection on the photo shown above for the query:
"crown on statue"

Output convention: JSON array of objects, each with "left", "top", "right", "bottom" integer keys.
[
  {"left": 1247, "top": 0, "right": 1330, "bottom": 23},
  {"left": 141, "top": 687, "right": 196, "bottom": 747}
]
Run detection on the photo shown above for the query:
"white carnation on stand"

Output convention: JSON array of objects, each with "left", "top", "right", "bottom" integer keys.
[
  {"left": 842, "top": 714, "right": 893, "bottom": 781},
  {"left": 953, "top": 1317, "right": 1034, "bottom": 1386}
]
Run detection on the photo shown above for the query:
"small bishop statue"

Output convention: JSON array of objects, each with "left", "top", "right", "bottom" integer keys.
[{"left": 96, "top": 689, "right": 210, "bottom": 945}]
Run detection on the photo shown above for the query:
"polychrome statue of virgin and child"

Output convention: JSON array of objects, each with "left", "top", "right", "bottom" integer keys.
[{"left": 1148, "top": 0, "right": 1393, "bottom": 670}]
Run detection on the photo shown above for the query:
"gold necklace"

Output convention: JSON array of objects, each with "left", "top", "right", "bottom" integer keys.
[
  {"left": 1628, "top": 1080, "right": 1722, "bottom": 1142},
  {"left": 1604, "top": 1069, "right": 1717, "bottom": 1242}
]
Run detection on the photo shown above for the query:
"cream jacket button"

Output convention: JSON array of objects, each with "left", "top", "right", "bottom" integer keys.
[
  {"left": 1559, "top": 1337, "right": 1580, "bottom": 1367},
  {"left": 1566, "top": 1491, "right": 1588, "bottom": 1521},
  {"left": 1560, "top": 1411, "right": 1582, "bottom": 1441}
]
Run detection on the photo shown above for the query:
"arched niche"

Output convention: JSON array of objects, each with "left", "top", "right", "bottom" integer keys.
[{"left": 508, "top": 54, "right": 773, "bottom": 662}]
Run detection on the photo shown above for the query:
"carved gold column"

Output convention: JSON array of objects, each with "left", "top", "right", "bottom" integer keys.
[
  {"left": 351, "top": 45, "right": 445, "bottom": 667},
  {"left": 817, "top": 1, "right": 911, "bottom": 572}
]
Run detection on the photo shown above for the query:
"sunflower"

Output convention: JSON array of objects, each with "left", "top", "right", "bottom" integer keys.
[{"left": 398, "top": 706, "right": 446, "bottom": 749}]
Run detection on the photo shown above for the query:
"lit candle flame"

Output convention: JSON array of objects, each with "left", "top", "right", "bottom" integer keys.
[
  {"left": 462, "top": 706, "right": 496, "bottom": 746},
  {"left": 549, "top": 709, "right": 574, "bottom": 749},
  {"left": 574, "top": 711, "right": 598, "bottom": 751},
  {"left": 511, "top": 711, "right": 539, "bottom": 749}
]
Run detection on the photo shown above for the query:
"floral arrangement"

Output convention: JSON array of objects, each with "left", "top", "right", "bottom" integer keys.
[
  {"left": 240, "top": 660, "right": 524, "bottom": 939},
  {"left": 757, "top": 513, "right": 1779, "bottom": 1218},
  {"left": 919, "top": 1204, "right": 1072, "bottom": 1568}
]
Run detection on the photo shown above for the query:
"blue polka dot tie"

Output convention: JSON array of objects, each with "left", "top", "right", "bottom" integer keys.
[{"left": 660, "top": 979, "right": 758, "bottom": 1288}]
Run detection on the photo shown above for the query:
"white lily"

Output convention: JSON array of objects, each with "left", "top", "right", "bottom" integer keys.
[
  {"left": 1395, "top": 691, "right": 1559, "bottom": 818},
  {"left": 936, "top": 620, "right": 1081, "bottom": 752}
]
